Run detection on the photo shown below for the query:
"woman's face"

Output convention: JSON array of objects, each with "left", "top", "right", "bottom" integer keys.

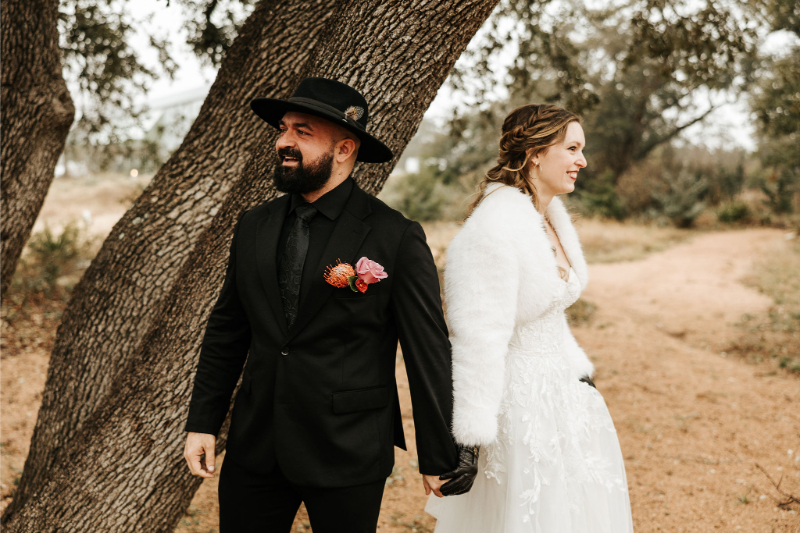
[{"left": 530, "top": 121, "right": 587, "bottom": 196}]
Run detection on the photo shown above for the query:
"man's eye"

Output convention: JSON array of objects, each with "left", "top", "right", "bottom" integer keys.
[{"left": 298, "top": 130, "right": 308, "bottom": 135}]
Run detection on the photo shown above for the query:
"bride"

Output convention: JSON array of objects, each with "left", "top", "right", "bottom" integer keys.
[{"left": 427, "top": 104, "right": 634, "bottom": 532}]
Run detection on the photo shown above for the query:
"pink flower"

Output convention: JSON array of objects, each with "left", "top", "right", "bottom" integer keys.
[{"left": 356, "top": 257, "right": 388, "bottom": 285}]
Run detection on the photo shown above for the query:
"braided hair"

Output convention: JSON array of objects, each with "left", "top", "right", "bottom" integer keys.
[{"left": 467, "top": 104, "right": 581, "bottom": 218}]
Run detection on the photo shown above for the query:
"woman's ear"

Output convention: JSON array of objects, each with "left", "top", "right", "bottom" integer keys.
[{"left": 526, "top": 148, "right": 539, "bottom": 168}]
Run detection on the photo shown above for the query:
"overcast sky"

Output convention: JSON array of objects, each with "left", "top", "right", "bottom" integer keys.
[{"left": 115, "top": 0, "right": 799, "bottom": 153}]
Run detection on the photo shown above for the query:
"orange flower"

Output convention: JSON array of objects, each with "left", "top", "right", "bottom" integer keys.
[
  {"left": 324, "top": 260, "right": 355, "bottom": 288},
  {"left": 355, "top": 279, "right": 368, "bottom": 293}
]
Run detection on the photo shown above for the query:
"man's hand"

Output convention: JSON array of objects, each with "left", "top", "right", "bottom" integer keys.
[
  {"left": 184, "top": 432, "right": 217, "bottom": 478},
  {"left": 422, "top": 474, "right": 446, "bottom": 498},
  {"left": 439, "top": 445, "right": 479, "bottom": 496}
]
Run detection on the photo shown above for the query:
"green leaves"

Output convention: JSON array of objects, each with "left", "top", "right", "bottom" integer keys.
[
  {"left": 59, "top": 0, "right": 161, "bottom": 140},
  {"left": 448, "top": 0, "right": 759, "bottom": 180},
  {"left": 57, "top": 0, "right": 254, "bottom": 144},
  {"left": 177, "top": 0, "right": 256, "bottom": 67},
  {"left": 347, "top": 276, "right": 360, "bottom": 292}
]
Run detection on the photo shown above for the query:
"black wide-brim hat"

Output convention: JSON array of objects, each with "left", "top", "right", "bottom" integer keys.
[{"left": 250, "top": 77, "right": 393, "bottom": 163}]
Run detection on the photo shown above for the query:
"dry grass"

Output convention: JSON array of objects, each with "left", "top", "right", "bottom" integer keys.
[
  {"left": 422, "top": 218, "right": 695, "bottom": 269},
  {"left": 729, "top": 233, "right": 800, "bottom": 374},
  {"left": 419, "top": 221, "right": 462, "bottom": 271},
  {"left": 6, "top": 176, "right": 798, "bottom": 531},
  {"left": 574, "top": 217, "right": 694, "bottom": 264},
  {"left": 33, "top": 172, "right": 151, "bottom": 237}
]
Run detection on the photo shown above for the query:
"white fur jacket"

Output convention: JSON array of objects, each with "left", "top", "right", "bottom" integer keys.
[{"left": 445, "top": 183, "right": 594, "bottom": 447}]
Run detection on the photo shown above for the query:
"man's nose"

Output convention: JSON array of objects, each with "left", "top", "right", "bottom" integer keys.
[{"left": 276, "top": 131, "right": 295, "bottom": 151}]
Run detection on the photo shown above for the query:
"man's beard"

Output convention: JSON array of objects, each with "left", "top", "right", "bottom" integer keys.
[{"left": 273, "top": 147, "right": 334, "bottom": 195}]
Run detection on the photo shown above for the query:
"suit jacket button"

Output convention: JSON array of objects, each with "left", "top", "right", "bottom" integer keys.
[{"left": 281, "top": 348, "right": 289, "bottom": 356}]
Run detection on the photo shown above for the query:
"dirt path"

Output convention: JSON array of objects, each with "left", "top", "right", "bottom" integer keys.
[
  {"left": 3, "top": 228, "right": 798, "bottom": 532},
  {"left": 577, "top": 229, "right": 799, "bottom": 532},
  {"left": 176, "top": 228, "right": 799, "bottom": 532}
]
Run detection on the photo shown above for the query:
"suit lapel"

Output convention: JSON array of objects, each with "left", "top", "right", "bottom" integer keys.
[
  {"left": 285, "top": 185, "right": 372, "bottom": 343},
  {"left": 256, "top": 195, "right": 290, "bottom": 335}
]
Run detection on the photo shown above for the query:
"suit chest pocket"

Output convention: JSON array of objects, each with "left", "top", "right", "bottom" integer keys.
[{"left": 333, "top": 294, "right": 382, "bottom": 330}]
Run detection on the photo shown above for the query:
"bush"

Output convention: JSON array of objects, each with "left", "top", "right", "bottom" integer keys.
[
  {"left": 650, "top": 168, "right": 708, "bottom": 228},
  {"left": 760, "top": 167, "right": 798, "bottom": 214},
  {"left": 577, "top": 170, "right": 628, "bottom": 220},
  {"left": 706, "top": 163, "right": 745, "bottom": 205},
  {"left": 380, "top": 169, "right": 451, "bottom": 222},
  {"left": 717, "top": 201, "right": 751, "bottom": 223},
  {"left": 9, "top": 221, "right": 95, "bottom": 301},
  {"left": 615, "top": 159, "right": 661, "bottom": 215}
]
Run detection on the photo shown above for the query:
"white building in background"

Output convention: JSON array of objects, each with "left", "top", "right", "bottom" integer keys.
[
  {"left": 55, "top": 84, "right": 212, "bottom": 178},
  {"left": 141, "top": 83, "right": 211, "bottom": 154}
]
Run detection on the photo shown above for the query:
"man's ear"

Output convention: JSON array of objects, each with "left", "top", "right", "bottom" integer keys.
[{"left": 335, "top": 137, "right": 359, "bottom": 163}]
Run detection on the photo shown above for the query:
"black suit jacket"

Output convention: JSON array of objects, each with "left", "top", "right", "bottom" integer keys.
[{"left": 185, "top": 181, "right": 457, "bottom": 487}]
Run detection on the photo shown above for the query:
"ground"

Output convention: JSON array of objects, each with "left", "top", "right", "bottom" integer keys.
[{"left": 1, "top": 175, "right": 798, "bottom": 532}]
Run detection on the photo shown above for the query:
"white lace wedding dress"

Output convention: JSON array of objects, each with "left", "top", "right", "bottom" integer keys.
[{"left": 426, "top": 267, "right": 634, "bottom": 532}]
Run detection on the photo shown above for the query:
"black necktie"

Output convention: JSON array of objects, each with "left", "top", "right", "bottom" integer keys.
[{"left": 279, "top": 204, "right": 317, "bottom": 328}]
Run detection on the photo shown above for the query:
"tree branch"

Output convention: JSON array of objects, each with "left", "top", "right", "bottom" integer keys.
[
  {"left": 756, "top": 463, "right": 800, "bottom": 510},
  {"left": 637, "top": 104, "right": 721, "bottom": 159}
]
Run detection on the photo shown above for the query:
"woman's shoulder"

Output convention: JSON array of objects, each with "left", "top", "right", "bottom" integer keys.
[
  {"left": 447, "top": 184, "right": 541, "bottom": 258},
  {"left": 467, "top": 183, "right": 540, "bottom": 229}
]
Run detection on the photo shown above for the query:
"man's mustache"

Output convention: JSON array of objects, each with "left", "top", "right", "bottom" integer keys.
[{"left": 277, "top": 147, "right": 303, "bottom": 162}]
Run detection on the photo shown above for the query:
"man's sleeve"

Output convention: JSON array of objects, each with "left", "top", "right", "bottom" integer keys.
[
  {"left": 390, "top": 221, "right": 457, "bottom": 476},
  {"left": 185, "top": 213, "right": 252, "bottom": 435}
]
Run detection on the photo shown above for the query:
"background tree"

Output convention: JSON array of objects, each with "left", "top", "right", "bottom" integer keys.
[
  {"left": 2, "top": 0, "right": 501, "bottom": 530},
  {"left": 453, "top": 0, "right": 758, "bottom": 179},
  {"left": 385, "top": 0, "right": 761, "bottom": 224},
  {"left": 1, "top": 0, "right": 253, "bottom": 301},
  {"left": 750, "top": 0, "right": 799, "bottom": 214},
  {"left": 1, "top": 0, "right": 75, "bottom": 300},
  {"left": 2, "top": 0, "right": 337, "bottom": 521}
]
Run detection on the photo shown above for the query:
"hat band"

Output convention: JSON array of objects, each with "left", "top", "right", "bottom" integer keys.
[{"left": 288, "top": 97, "right": 366, "bottom": 130}]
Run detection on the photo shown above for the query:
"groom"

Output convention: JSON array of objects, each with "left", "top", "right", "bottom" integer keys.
[{"left": 183, "top": 77, "right": 475, "bottom": 532}]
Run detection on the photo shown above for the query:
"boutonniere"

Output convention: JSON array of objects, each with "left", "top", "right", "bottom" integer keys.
[{"left": 324, "top": 257, "right": 388, "bottom": 293}]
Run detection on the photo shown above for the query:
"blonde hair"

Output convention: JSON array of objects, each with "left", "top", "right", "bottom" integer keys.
[{"left": 467, "top": 104, "right": 581, "bottom": 217}]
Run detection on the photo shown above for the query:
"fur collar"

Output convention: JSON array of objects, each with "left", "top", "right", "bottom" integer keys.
[{"left": 480, "top": 183, "right": 588, "bottom": 290}]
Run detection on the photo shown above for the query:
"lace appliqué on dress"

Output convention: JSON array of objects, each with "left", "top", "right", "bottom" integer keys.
[{"left": 483, "top": 269, "right": 628, "bottom": 525}]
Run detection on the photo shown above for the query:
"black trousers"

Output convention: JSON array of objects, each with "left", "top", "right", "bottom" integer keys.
[{"left": 218, "top": 457, "right": 386, "bottom": 533}]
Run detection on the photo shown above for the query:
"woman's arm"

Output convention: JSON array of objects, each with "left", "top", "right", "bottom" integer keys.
[{"left": 446, "top": 224, "right": 519, "bottom": 447}]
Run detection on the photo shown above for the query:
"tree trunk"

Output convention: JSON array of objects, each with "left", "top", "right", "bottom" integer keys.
[
  {"left": 3, "top": 0, "right": 339, "bottom": 519},
  {"left": 2, "top": 0, "right": 500, "bottom": 530},
  {"left": 0, "top": 0, "right": 75, "bottom": 300}
]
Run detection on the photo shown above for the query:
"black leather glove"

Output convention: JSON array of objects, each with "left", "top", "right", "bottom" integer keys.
[
  {"left": 439, "top": 444, "right": 479, "bottom": 496},
  {"left": 579, "top": 375, "right": 597, "bottom": 389}
]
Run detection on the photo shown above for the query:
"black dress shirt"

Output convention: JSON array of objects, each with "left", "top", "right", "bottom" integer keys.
[{"left": 277, "top": 178, "right": 354, "bottom": 309}]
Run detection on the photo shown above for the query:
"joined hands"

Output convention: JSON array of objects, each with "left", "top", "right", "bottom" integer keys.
[{"left": 438, "top": 445, "right": 479, "bottom": 496}]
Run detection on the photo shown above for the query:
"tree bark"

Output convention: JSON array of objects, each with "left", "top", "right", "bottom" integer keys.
[
  {"left": 1, "top": 0, "right": 75, "bottom": 300},
  {"left": 2, "top": 0, "right": 500, "bottom": 530},
  {"left": 3, "top": 0, "right": 338, "bottom": 519}
]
